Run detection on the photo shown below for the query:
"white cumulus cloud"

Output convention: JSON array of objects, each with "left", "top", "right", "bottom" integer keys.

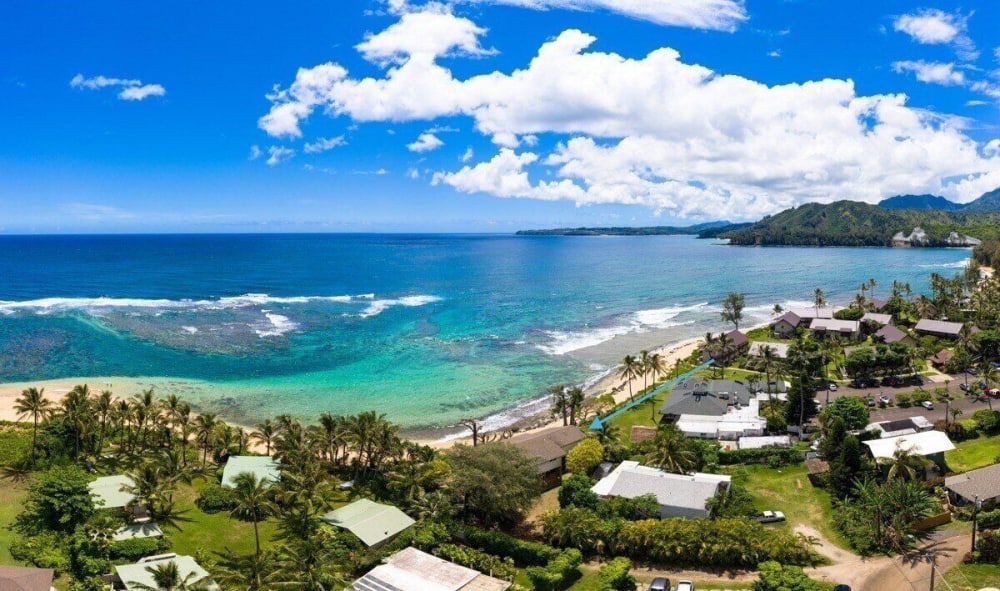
[
  {"left": 892, "top": 9, "right": 977, "bottom": 61},
  {"left": 70, "top": 74, "right": 167, "bottom": 101},
  {"left": 408, "top": 132, "right": 445, "bottom": 152},
  {"left": 260, "top": 8, "right": 1000, "bottom": 219},
  {"left": 451, "top": 0, "right": 747, "bottom": 31},
  {"left": 892, "top": 61, "right": 965, "bottom": 86},
  {"left": 266, "top": 146, "right": 295, "bottom": 166},
  {"left": 303, "top": 136, "right": 347, "bottom": 153}
]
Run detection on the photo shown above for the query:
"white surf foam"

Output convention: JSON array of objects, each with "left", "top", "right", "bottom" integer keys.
[
  {"left": 256, "top": 311, "right": 299, "bottom": 337},
  {"left": 918, "top": 259, "right": 970, "bottom": 269},
  {"left": 537, "top": 302, "right": 707, "bottom": 356},
  {"left": 181, "top": 326, "right": 199, "bottom": 334},
  {"left": 0, "top": 293, "right": 399, "bottom": 315},
  {"left": 358, "top": 295, "right": 443, "bottom": 318}
]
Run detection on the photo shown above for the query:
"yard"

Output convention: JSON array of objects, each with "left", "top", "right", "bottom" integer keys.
[
  {"left": 0, "top": 483, "right": 28, "bottom": 564},
  {"left": 165, "top": 479, "right": 280, "bottom": 558},
  {"left": 945, "top": 434, "right": 1000, "bottom": 473},
  {"left": 942, "top": 562, "right": 1000, "bottom": 591}
]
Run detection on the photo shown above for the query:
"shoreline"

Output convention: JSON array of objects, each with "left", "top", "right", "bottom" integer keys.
[{"left": 0, "top": 336, "right": 704, "bottom": 449}]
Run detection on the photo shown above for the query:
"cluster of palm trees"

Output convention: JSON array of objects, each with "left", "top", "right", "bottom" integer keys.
[{"left": 617, "top": 350, "right": 670, "bottom": 402}]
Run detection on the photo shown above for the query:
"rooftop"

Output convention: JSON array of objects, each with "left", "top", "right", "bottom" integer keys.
[
  {"left": 774, "top": 311, "right": 802, "bottom": 327},
  {"left": 915, "top": 319, "right": 964, "bottom": 336},
  {"left": 789, "top": 306, "right": 842, "bottom": 320},
  {"left": 875, "top": 324, "right": 910, "bottom": 344},
  {"left": 809, "top": 318, "right": 860, "bottom": 333},
  {"left": 659, "top": 379, "right": 752, "bottom": 417},
  {"left": 863, "top": 431, "right": 955, "bottom": 459},
  {"left": 113, "top": 522, "right": 164, "bottom": 542},
  {"left": 748, "top": 341, "right": 789, "bottom": 359},
  {"left": 945, "top": 463, "right": 1000, "bottom": 502},
  {"left": 352, "top": 547, "right": 511, "bottom": 591},
  {"left": 321, "top": 498, "right": 415, "bottom": 547},
  {"left": 221, "top": 456, "right": 281, "bottom": 488},
  {"left": 591, "top": 461, "right": 730, "bottom": 517},
  {"left": 0, "top": 566, "right": 54, "bottom": 591},
  {"left": 866, "top": 416, "right": 932, "bottom": 438},
  {"left": 862, "top": 313, "right": 893, "bottom": 325},
  {"left": 115, "top": 555, "right": 215, "bottom": 591},
  {"left": 508, "top": 425, "right": 586, "bottom": 464},
  {"left": 89, "top": 475, "right": 135, "bottom": 510}
]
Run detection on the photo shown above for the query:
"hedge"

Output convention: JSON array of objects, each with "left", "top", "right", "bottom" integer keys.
[
  {"left": 525, "top": 549, "right": 583, "bottom": 591},
  {"left": 718, "top": 448, "right": 804, "bottom": 466},
  {"left": 598, "top": 557, "right": 636, "bottom": 591},
  {"left": 456, "top": 526, "right": 560, "bottom": 567},
  {"left": 109, "top": 537, "right": 171, "bottom": 561},
  {"left": 195, "top": 484, "right": 236, "bottom": 513},
  {"left": 433, "top": 543, "right": 517, "bottom": 580}
]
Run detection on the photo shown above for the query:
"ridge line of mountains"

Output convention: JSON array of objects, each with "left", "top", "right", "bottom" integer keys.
[{"left": 518, "top": 187, "right": 1000, "bottom": 247}]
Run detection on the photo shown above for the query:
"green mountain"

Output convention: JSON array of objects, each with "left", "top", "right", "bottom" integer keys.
[
  {"left": 515, "top": 221, "right": 731, "bottom": 236},
  {"left": 878, "top": 194, "right": 961, "bottom": 211},
  {"left": 960, "top": 187, "right": 1000, "bottom": 213}
]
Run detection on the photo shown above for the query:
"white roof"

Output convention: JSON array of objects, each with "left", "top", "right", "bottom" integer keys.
[
  {"left": 351, "top": 547, "right": 510, "bottom": 591},
  {"left": 863, "top": 431, "right": 955, "bottom": 459},
  {"left": 809, "top": 318, "right": 860, "bottom": 333},
  {"left": 89, "top": 475, "right": 135, "bottom": 509},
  {"left": 221, "top": 456, "right": 281, "bottom": 488},
  {"left": 115, "top": 555, "right": 216, "bottom": 591},
  {"left": 862, "top": 313, "right": 893, "bottom": 325},
  {"left": 591, "top": 461, "right": 730, "bottom": 517},
  {"left": 738, "top": 436, "right": 791, "bottom": 449},
  {"left": 113, "top": 522, "right": 163, "bottom": 541},
  {"left": 675, "top": 397, "right": 766, "bottom": 438},
  {"left": 789, "top": 306, "right": 841, "bottom": 320},
  {"left": 748, "top": 341, "right": 789, "bottom": 359}
]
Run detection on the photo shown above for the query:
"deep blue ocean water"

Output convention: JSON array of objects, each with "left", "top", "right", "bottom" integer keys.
[{"left": 0, "top": 234, "right": 970, "bottom": 429}]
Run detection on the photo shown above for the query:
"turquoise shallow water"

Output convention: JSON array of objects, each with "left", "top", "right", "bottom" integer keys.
[{"left": 0, "top": 234, "right": 970, "bottom": 429}]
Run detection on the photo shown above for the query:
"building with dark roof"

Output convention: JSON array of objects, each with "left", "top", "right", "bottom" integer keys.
[
  {"left": 508, "top": 425, "right": 586, "bottom": 484},
  {"left": 946, "top": 463, "right": 1000, "bottom": 506},
  {"left": 0, "top": 566, "right": 54, "bottom": 591},
  {"left": 915, "top": 319, "right": 965, "bottom": 338},
  {"left": 874, "top": 324, "right": 917, "bottom": 346},
  {"left": 772, "top": 311, "right": 801, "bottom": 338},
  {"left": 658, "top": 379, "right": 752, "bottom": 419}
]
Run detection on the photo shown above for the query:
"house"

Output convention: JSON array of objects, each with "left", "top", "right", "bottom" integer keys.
[
  {"left": 805, "top": 458, "right": 830, "bottom": 486},
  {"left": 0, "top": 566, "right": 55, "bottom": 591},
  {"left": 863, "top": 431, "right": 955, "bottom": 475},
  {"left": 748, "top": 341, "right": 789, "bottom": 359},
  {"left": 867, "top": 299, "right": 889, "bottom": 312},
  {"left": 808, "top": 318, "right": 860, "bottom": 339},
  {"left": 321, "top": 499, "right": 415, "bottom": 548},
  {"left": 862, "top": 313, "right": 893, "bottom": 326},
  {"left": 508, "top": 425, "right": 586, "bottom": 483},
  {"left": 703, "top": 330, "right": 749, "bottom": 362},
  {"left": 738, "top": 435, "right": 791, "bottom": 450},
  {"left": 89, "top": 475, "right": 135, "bottom": 512},
  {"left": 659, "top": 380, "right": 765, "bottom": 440},
  {"left": 789, "top": 306, "right": 841, "bottom": 320},
  {"left": 112, "top": 554, "right": 217, "bottom": 591},
  {"left": 945, "top": 463, "right": 1000, "bottom": 507},
  {"left": 221, "top": 456, "right": 281, "bottom": 488},
  {"left": 930, "top": 349, "right": 954, "bottom": 369},
  {"left": 675, "top": 401, "right": 766, "bottom": 440},
  {"left": 915, "top": 319, "right": 964, "bottom": 339},
  {"left": 772, "top": 311, "right": 801, "bottom": 338},
  {"left": 874, "top": 324, "right": 917, "bottom": 346},
  {"left": 351, "top": 547, "right": 511, "bottom": 591},
  {"left": 591, "top": 461, "right": 731, "bottom": 518},
  {"left": 865, "top": 416, "right": 933, "bottom": 438}
]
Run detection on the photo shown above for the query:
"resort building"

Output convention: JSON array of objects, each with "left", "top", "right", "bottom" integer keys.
[
  {"left": 945, "top": 463, "right": 1000, "bottom": 507},
  {"left": 112, "top": 554, "right": 217, "bottom": 591},
  {"left": 808, "top": 318, "right": 860, "bottom": 339},
  {"left": 863, "top": 431, "right": 955, "bottom": 477},
  {"left": 865, "top": 416, "right": 933, "bottom": 438},
  {"left": 351, "top": 547, "right": 511, "bottom": 591},
  {"left": 321, "top": 499, "right": 415, "bottom": 548},
  {"left": 788, "top": 306, "right": 841, "bottom": 320},
  {"left": 591, "top": 461, "right": 731, "bottom": 518},
  {"left": 89, "top": 475, "right": 136, "bottom": 513},
  {"left": 771, "top": 311, "right": 802, "bottom": 338},
  {"left": 915, "top": 319, "right": 965, "bottom": 339},
  {"left": 874, "top": 324, "right": 917, "bottom": 346},
  {"left": 861, "top": 312, "right": 892, "bottom": 326},
  {"left": 748, "top": 341, "right": 789, "bottom": 359},
  {"left": 0, "top": 566, "right": 55, "bottom": 591},
  {"left": 508, "top": 425, "right": 585, "bottom": 484},
  {"left": 221, "top": 456, "right": 281, "bottom": 488},
  {"left": 659, "top": 379, "right": 766, "bottom": 440}
]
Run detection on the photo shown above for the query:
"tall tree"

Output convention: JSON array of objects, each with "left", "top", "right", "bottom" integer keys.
[
  {"left": 14, "top": 387, "right": 52, "bottom": 463},
  {"left": 252, "top": 419, "right": 277, "bottom": 456},
  {"left": 230, "top": 472, "right": 272, "bottom": 557},
  {"left": 813, "top": 288, "right": 826, "bottom": 317},
  {"left": 649, "top": 424, "right": 696, "bottom": 474},
  {"left": 617, "top": 355, "right": 641, "bottom": 402},
  {"left": 721, "top": 291, "right": 745, "bottom": 330}
]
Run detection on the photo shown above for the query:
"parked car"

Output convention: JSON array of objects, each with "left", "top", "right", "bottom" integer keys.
[
  {"left": 921, "top": 400, "right": 935, "bottom": 410},
  {"left": 649, "top": 578, "right": 670, "bottom": 591},
  {"left": 833, "top": 586, "right": 851, "bottom": 591},
  {"left": 866, "top": 397, "right": 876, "bottom": 407},
  {"left": 755, "top": 510, "right": 786, "bottom": 523},
  {"left": 878, "top": 395, "right": 891, "bottom": 406},
  {"left": 990, "top": 389, "right": 1000, "bottom": 399},
  {"left": 907, "top": 375, "right": 924, "bottom": 386},
  {"left": 960, "top": 383, "right": 970, "bottom": 392},
  {"left": 675, "top": 581, "right": 694, "bottom": 591},
  {"left": 828, "top": 383, "right": 838, "bottom": 391}
]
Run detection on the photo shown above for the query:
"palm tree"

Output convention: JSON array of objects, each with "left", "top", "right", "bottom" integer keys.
[
  {"left": 130, "top": 560, "right": 199, "bottom": 591},
  {"left": 62, "top": 384, "right": 93, "bottom": 457},
  {"left": 760, "top": 344, "right": 777, "bottom": 400},
  {"left": 649, "top": 425, "right": 696, "bottom": 473},
  {"left": 813, "top": 288, "right": 826, "bottom": 317},
  {"left": 617, "top": 355, "right": 641, "bottom": 402},
  {"left": 95, "top": 389, "right": 114, "bottom": 455},
  {"left": 881, "top": 445, "right": 931, "bottom": 481},
  {"left": 868, "top": 278, "right": 878, "bottom": 301},
  {"left": 252, "top": 419, "right": 277, "bottom": 456},
  {"left": 230, "top": 472, "right": 272, "bottom": 557},
  {"left": 639, "top": 350, "right": 652, "bottom": 391},
  {"left": 566, "top": 386, "right": 585, "bottom": 426},
  {"left": 14, "top": 387, "right": 51, "bottom": 463},
  {"left": 647, "top": 352, "right": 668, "bottom": 386},
  {"left": 194, "top": 413, "right": 219, "bottom": 469},
  {"left": 214, "top": 549, "right": 274, "bottom": 591}
]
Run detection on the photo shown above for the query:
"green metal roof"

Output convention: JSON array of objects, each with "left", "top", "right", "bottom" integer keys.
[
  {"left": 321, "top": 499, "right": 415, "bottom": 547},
  {"left": 221, "top": 456, "right": 281, "bottom": 488},
  {"left": 115, "top": 555, "right": 216, "bottom": 591},
  {"left": 89, "top": 475, "right": 135, "bottom": 509}
]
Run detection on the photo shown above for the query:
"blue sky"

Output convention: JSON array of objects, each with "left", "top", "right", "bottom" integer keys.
[{"left": 2, "top": 0, "right": 999, "bottom": 233}]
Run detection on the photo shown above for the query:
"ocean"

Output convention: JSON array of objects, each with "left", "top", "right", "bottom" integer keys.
[{"left": 0, "top": 234, "right": 970, "bottom": 432}]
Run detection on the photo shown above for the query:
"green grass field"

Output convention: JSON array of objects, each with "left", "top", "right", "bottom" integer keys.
[
  {"left": 942, "top": 562, "right": 1000, "bottom": 591},
  {"left": 946, "top": 434, "right": 1000, "bottom": 474},
  {"left": 165, "top": 479, "right": 280, "bottom": 558},
  {"left": 722, "top": 463, "right": 848, "bottom": 550},
  {"left": 0, "top": 483, "right": 28, "bottom": 564}
]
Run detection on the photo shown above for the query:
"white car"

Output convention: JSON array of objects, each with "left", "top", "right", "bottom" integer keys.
[
  {"left": 921, "top": 400, "right": 934, "bottom": 410},
  {"left": 828, "top": 383, "right": 838, "bottom": 391},
  {"left": 676, "top": 581, "right": 694, "bottom": 591},
  {"left": 756, "top": 510, "right": 786, "bottom": 523}
]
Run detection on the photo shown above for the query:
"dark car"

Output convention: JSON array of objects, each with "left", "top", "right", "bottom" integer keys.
[
  {"left": 960, "top": 383, "right": 970, "bottom": 392},
  {"left": 649, "top": 578, "right": 671, "bottom": 591},
  {"left": 834, "top": 586, "right": 851, "bottom": 591}
]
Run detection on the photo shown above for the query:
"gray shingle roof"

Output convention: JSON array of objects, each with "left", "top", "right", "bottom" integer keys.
[
  {"left": 875, "top": 324, "right": 910, "bottom": 344},
  {"left": 946, "top": 463, "right": 1000, "bottom": 502},
  {"left": 915, "top": 319, "right": 964, "bottom": 336},
  {"left": 508, "top": 426, "right": 585, "bottom": 464},
  {"left": 659, "top": 380, "right": 751, "bottom": 417},
  {"left": 0, "top": 566, "right": 54, "bottom": 591}
]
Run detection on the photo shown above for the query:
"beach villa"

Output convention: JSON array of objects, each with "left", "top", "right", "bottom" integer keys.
[
  {"left": 772, "top": 312, "right": 802, "bottom": 338},
  {"left": 221, "top": 455, "right": 281, "bottom": 488},
  {"left": 321, "top": 498, "right": 415, "bottom": 548},
  {"left": 874, "top": 324, "right": 917, "bottom": 346},
  {"left": 808, "top": 318, "right": 860, "bottom": 340},
  {"left": 0, "top": 566, "right": 55, "bottom": 591},
  {"left": 914, "top": 319, "right": 966, "bottom": 339},
  {"left": 591, "top": 461, "right": 731, "bottom": 518},
  {"left": 508, "top": 425, "right": 586, "bottom": 485},
  {"left": 351, "top": 547, "right": 511, "bottom": 591},
  {"left": 702, "top": 329, "right": 749, "bottom": 363},
  {"left": 658, "top": 379, "right": 766, "bottom": 440},
  {"left": 111, "top": 554, "right": 217, "bottom": 591},
  {"left": 863, "top": 431, "right": 955, "bottom": 479}
]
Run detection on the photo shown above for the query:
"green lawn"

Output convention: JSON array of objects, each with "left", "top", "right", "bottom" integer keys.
[
  {"left": 0, "top": 483, "right": 28, "bottom": 564},
  {"left": 945, "top": 435, "right": 1000, "bottom": 474},
  {"left": 942, "top": 562, "right": 1000, "bottom": 591},
  {"left": 166, "top": 479, "right": 279, "bottom": 558},
  {"left": 722, "top": 463, "right": 849, "bottom": 550}
]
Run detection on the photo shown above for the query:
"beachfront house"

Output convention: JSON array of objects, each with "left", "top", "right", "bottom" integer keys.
[
  {"left": 111, "top": 554, "right": 217, "bottom": 591},
  {"left": 321, "top": 498, "right": 415, "bottom": 548},
  {"left": 863, "top": 431, "right": 955, "bottom": 479},
  {"left": 658, "top": 379, "right": 766, "bottom": 440},
  {"left": 508, "top": 425, "right": 586, "bottom": 485},
  {"left": 945, "top": 463, "right": 1000, "bottom": 507},
  {"left": 221, "top": 456, "right": 281, "bottom": 488},
  {"left": 874, "top": 324, "right": 917, "bottom": 346},
  {"left": 89, "top": 475, "right": 140, "bottom": 517},
  {"left": 915, "top": 319, "right": 965, "bottom": 339},
  {"left": 808, "top": 318, "right": 860, "bottom": 340},
  {"left": 702, "top": 329, "right": 749, "bottom": 363},
  {"left": 865, "top": 416, "right": 934, "bottom": 438},
  {"left": 591, "top": 461, "right": 731, "bottom": 518},
  {"left": 0, "top": 566, "right": 55, "bottom": 591},
  {"left": 351, "top": 547, "right": 511, "bottom": 591},
  {"left": 789, "top": 306, "right": 841, "bottom": 320},
  {"left": 861, "top": 312, "right": 893, "bottom": 326},
  {"left": 748, "top": 341, "right": 789, "bottom": 359},
  {"left": 771, "top": 312, "right": 801, "bottom": 338}
]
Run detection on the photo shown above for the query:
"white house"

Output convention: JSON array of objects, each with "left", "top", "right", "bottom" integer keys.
[
  {"left": 351, "top": 547, "right": 511, "bottom": 591},
  {"left": 591, "top": 461, "right": 731, "bottom": 518}
]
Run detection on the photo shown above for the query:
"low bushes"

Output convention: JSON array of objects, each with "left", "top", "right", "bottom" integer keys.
[
  {"left": 195, "top": 484, "right": 236, "bottom": 513},
  {"left": 598, "top": 557, "right": 636, "bottom": 591},
  {"left": 109, "top": 537, "right": 171, "bottom": 561},
  {"left": 457, "top": 526, "right": 560, "bottom": 566},
  {"left": 433, "top": 543, "right": 517, "bottom": 580},
  {"left": 525, "top": 548, "right": 582, "bottom": 591},
  {"left": 718, "top": 448, "right": 803, "bottom": 466}
]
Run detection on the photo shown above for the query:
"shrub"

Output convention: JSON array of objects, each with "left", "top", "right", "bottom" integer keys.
[
  {"left": 598, "top": 557, "right": 636, "bottom": 591},
  {"left": 896, "top": 393, "right": 912, "bottom": 408},
  {"left": 525, "top": 549, "right": 583, "bottom": 591},
  {"left": 0, "top": 424, "right": 33, "bottom": 466},
  {"left": 559, "top": 474, "right": 599, "bottom": 510},
  {"left": 718, "top": 448, "right": 803, "bottom": 466},
  {"left": 109, "top": 537, "right": 171, "bottom": 561},
  {"left": 566, "top": 438, "right": 604, "bottom": 475},
  {"left": 976, "top": 508, "right": 1000, "bottom": 530},
  {"left": 195, "top": 484, "right": 236, "bottom": 513},
  {"left": 973, "top": 529, "right": 1000, "bottom": 563},
  {"left": 754, "top": 560, "right": 827, "bottom": 591},
  {"left": 911, "top": 389, "right": 931, "bottom": 403},
  {"left": 10, "top": 532, "right": 70, "bottom": 575},
  {"left": 433, "top": 543, "right": 517, "bottom": 580},
  {"left": 597, "top": 495, "right": 660, "bottom": 521},
  {"left": 823, "top": 397, "right": 870, "bottom": 430},
  {"left": 456, "top": 526, "right": 560, "bottom": 567}
]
